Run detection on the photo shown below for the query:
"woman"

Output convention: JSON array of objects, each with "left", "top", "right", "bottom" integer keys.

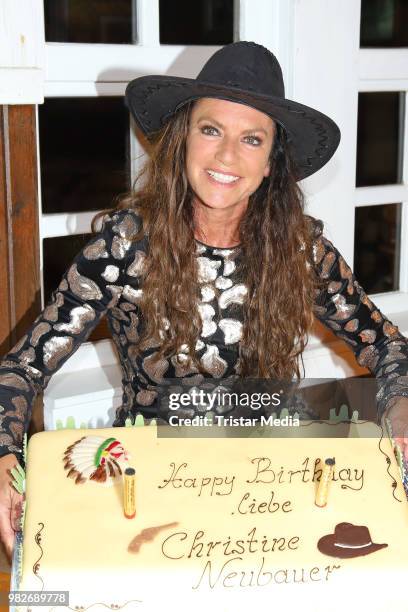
[{"left": 0, "top": 41, "right": 407, "bottom": 558}]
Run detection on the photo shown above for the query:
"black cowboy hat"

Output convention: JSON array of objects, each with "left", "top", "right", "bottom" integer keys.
[
  {"left": 125, "top": 40, "right": 341, "bottom": 182},
  {"left": 317, "top": 523, "right": 388, "bottom": 559}
]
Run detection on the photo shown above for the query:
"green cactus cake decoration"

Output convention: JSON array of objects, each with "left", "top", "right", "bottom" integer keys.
[
  {"left": 125, "top": 414, "right": 157, "bottom": 427},
  {"left": 10, "top": 463, "right": 25, "bottom": 496}
]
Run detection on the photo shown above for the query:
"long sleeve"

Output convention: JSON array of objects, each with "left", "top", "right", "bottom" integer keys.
[
  {"left": 311, "top": 219, "right": 408, "bottom": 417},
  {"left": 0, "top": 209, "right": 140, "bottom": 460}
]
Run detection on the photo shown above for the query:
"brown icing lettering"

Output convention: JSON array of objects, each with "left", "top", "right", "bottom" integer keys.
[
  {"left": 246, "top": 457, "right": 364, "bottom": 490},
  {"left": 158, "top": 462, "right": 235, "bottom": 496},
  {"left": 207, "top": 539, "right": 222, "bottom": 557},
  {"left": 161, "top": 531, "right": 188, "bottom": 559},
  {"left": 288, "top": 469, "right": 303, "bottom": 482},
  {"left": 325, "top": 564, "right": 341, "bottom": 580},
  {"left": 158, "top": 458, "right": 363, "bottom": 501},
  {"left": 331, "top": 469, "right": 364, "bottom": 490},
  {"left": 239, "top": 569, "right": 256, "bottom": 588},
  {"left": 192, "top": 557, "right": 273, "bottom": 590},
  {"left": 189, "top": 531, "right": 208, "bottom": 558},
  {"left": 260, "top": 535, "right": 270, "bottom": 553},
  {"left": 312, "top": 458, "right": 322, "bottom": 482},
  {"left": 158, "top": 462, "right": 187, "bottom": 488},
  {"left": 288, "top": 536, "right": 299, "bottom": 550},
  {"left": 246, "top": 457, "right": 275, "bottom": 484},
  {"left": 154, "top": 455, "right": 367, "bottom": 594},
  {"left": 274, "top": 569, "right": 289, "bottom": 584},
  {"left": 237, "top": 490, "right": 293, "bottom": 515},
  {"left": 247, "top": 527, "right": 258, "bottom": 553},
  {"left": 309, "top": 567, "right": 321, "bottom": 581},
  {"left": 191, "top": 557, "right": 343, "bottom": 590},
  {"left": 231, "top": 540, "right": 245, "bottom": 555},
  {"left": 293, "top": 568, "right": 306, "bottom": 583},
  {"left": 246, "top": 457, "right": 274, "bottom": 484},
  {"left": 255, "top": 558, "right": 274, "bottom": 587},
  {"left": 247, "top": 457, "right": 313, "bottom": 484},
  {"left": 223, "top": 570, "right": 239, "bottom": 588},
  {"left": 161, "top": 527, "right": 301, "bottom": 560}
]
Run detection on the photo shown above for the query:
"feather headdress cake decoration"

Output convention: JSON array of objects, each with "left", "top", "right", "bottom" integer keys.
[{"left": 63, "top": 435, "right": 129, "bottom": 485}]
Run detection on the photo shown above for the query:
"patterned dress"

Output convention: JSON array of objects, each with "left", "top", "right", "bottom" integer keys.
[{"left": 0, "top": 208, "right": 407, "bottom": 461}]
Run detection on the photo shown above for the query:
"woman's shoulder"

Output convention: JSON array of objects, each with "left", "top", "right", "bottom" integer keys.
[
  {"left": 304, "top": 214, "right": 324, "bottom": 240},
  {"left": 102, "top": 207, "right": 144, "bottom": 240},
  {"left": 304, "top": 215, "right": 340, "bottom": 268},
  {"left": 92, "top": 207, "right": 148, "bottom": 268}
]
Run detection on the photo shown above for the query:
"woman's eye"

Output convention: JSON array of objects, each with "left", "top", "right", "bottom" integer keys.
[
  {"left": 244, "top": 135, "right": 262, "bottom": 146},
  {"left": 201, "top": 125, "right": 219, "bottom": 136},
  {"left": 199, "top": 125, "right": 262, "bottom": 146}
]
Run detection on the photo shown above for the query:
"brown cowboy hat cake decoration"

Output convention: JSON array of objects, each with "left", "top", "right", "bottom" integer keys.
[{"left": 317, "top": 523, "right": 388, "bottom": 559}]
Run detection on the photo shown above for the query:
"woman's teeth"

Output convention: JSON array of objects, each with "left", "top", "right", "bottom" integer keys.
[{"left": 207, "top": 170, "right": 240, "bottom": 184}]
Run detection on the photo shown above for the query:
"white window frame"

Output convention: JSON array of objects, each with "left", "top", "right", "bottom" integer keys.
[
  {"left": 38, "top": 0, "right": 302, "bottom": 377},
  {"left": 287, "top": 0, "right": 408, "bottom": 377},
  {"left": 356, "top": 47, "right": 408, "bottom": 316},
  {"left": 4, "top": 0, "right": 408, "bottom": 405}
]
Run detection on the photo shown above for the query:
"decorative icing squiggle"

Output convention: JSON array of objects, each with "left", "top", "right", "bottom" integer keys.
[
  {"left": 33, "top": 522, "right": 45, "bottom": 591},
  {"left": 48, "top": 599, "right": 143, "bottom": 611},
  {"left": 293, "top": 419, "right": 403, "bottom": 500},
  {"left": 31, "top": 523, "right": 143, "bottom": 612},
  {"left": 340, "top": 482, "right": 363, "bottom": 492},
  {"left": 378, "top": 423, "right": 402, "bottom": 502}
]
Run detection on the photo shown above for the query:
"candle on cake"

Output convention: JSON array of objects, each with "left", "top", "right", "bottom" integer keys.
[
  {"left": 124, "top": 467, "right": 136, "bottom": 519},
  {"left": 315, "top": 458, "right": 335, "bottom": 507}
]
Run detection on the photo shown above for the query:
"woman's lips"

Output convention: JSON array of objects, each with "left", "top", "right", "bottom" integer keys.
[{"left": 205, "top": 170, "right": 241, "bottom": 188}]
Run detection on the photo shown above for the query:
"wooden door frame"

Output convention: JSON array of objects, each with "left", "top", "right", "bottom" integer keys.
[{"left": 0, "top": 105, "right": 41, "bottom": 355}]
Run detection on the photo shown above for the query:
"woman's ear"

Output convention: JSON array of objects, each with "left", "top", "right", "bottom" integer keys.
[{"left": 264, "top": 163, "right": 271, "bottom": 178}]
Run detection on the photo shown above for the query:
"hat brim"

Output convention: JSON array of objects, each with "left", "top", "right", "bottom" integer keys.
[
  {"left": 125, "top": 75, "right": 341, "bottom": 182},
  {"left": 317, "top": 534, "right": 388, "bottom": 559}
]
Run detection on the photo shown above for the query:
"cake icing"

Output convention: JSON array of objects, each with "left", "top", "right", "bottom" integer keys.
[
  {"left": 15, "top": 421, "right": 408, "bottom": 612},
  {"left": 63, "top": 435, "right": 129, "bottom": 484}
]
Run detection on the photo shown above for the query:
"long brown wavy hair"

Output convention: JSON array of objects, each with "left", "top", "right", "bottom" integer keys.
[{"left": 93, "top": 101, "right": 324, "bottom": 379}]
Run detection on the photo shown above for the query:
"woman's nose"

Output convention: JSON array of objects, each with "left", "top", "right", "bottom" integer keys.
[{"left": 215, "top": 136, "right": 238, "bottom": 167}]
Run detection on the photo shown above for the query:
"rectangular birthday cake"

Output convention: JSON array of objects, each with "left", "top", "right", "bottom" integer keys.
[{"left": 14, "top": 421, "right": 408, "bottom": 612}]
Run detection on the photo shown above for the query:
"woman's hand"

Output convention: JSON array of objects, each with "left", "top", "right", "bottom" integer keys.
[
  {"left": 0, "top": 454, "right": 23, "bottom": 562},
  {"left": 385, "top": 397, "right": 408, "bottom": 462}
]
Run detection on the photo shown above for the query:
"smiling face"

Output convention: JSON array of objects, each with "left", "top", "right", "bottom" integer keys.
[{"left": 186, "top": 98, "right": 275, "bottom": 217}]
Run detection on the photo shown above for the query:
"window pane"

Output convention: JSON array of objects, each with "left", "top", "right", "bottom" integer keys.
[
  {"left": 43, "top": 234, "right": 109, "bottom": 340},
  {"left": 44, "top": 0, "right": 135, "bottom": 44},
  {"left": 43, "top": 234, "right": 92, "bottom": 303},
  {"left": 354, "top": 203, "right": 401, "bottom": 294},
  {"left": 356, "top": 92, "right": 404, "bottom": 187},
  {"left": 160, "top": 0, "right": 234, "bottom": 45},
  {"left": 360, "top": 0, "right": 408, "bottom": 48},
  {"left": 39, "top": 97, "right": 130, "bottom": 214}
]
